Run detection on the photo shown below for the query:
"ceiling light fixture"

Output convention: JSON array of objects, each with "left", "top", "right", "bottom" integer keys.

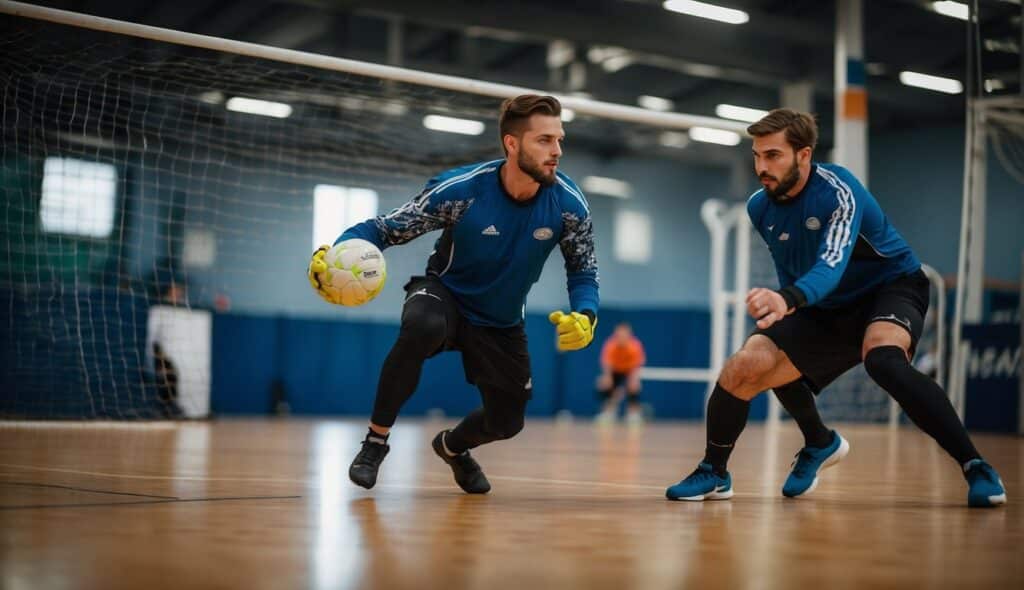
[
  {"left": 715, "top": 104, "right": 768, "bottom": 122},
  {"left": 638, "top": 95, "right": 675, "bottom": 111},
  {"left": 422, "top": 114, "right": 486, "bottom": 135},
  {"left": 226, "top": 97, "right": 292, "bottom": 118},
  {"left": 898, "top": 71, "right": 964, "bottom": 94},
  {"left": 688, "top": 126, "right": 742, "bottom": 146},
  {"left": 662, "top": 0, "right": 749, "bottom": 25},
  {"left": 931, "top": 1, "right": 968, "bottom": 21},
  {"left": 581, "top": 176, "right": 633, "bottom": 199}
]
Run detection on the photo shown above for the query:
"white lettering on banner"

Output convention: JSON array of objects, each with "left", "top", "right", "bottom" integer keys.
[{"left": 965, "top": 342, "right": 1021, "bottom": 380}]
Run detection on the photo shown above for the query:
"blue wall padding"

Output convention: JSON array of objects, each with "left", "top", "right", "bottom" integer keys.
[
  {"left": 1, "top": 287, "right": 160, "bottom": 418},
  {"left": 208, "top": 307, "right": 719, "bottom": 420}
]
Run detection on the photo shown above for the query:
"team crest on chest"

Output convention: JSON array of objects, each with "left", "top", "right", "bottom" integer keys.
[
  {"left": 805, "top": 217, "right": 821, "bottom": 230},
  {"left": 533, "top": 227, "right": 554, "bottom": 240}
]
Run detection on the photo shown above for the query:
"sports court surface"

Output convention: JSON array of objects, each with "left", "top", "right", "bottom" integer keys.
[{"left": 2, "top": 419, "right": 1020, "bottom": 589}]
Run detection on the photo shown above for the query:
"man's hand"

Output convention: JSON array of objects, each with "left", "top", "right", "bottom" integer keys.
[
  {"left": 746, "top": 287, "right": 790, "bottom": 330},
  {"left": 307, "top": 244, "right": 334, "bottom": 303},
  {"left": 548, "top": 311, "right": 596, "bottom": 351}
]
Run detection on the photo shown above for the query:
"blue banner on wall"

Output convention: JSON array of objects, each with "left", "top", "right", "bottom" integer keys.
[{"left": 962, "top": 323, "right": 1021, "bottom": 433}]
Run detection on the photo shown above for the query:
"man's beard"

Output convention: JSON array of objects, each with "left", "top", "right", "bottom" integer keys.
[
  {"left": 761, "top": 160, "right": 800, "bottom": 201},
  {"left": 518, "top": 151, "right": 556, "bottom": 186}
]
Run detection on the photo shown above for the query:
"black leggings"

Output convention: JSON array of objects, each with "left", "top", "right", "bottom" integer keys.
[
  {"left": 369, "top": 286, "right": 449, "bottom": 427},
  {"left": 370, "top": 277, "right": 530, "bottom": 452}
]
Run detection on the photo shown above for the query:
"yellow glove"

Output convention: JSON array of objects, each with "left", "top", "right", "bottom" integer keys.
[
  {"left": 548, "top": 310, "right": 596, "bottom": 351},
  {"left": 307, "top": 244, "right": 334, "bottom": 303}
]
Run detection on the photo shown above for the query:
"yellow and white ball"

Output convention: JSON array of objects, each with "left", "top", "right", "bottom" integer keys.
[{"left": 318, "top": 239, "right": 387, "bottom": 306}]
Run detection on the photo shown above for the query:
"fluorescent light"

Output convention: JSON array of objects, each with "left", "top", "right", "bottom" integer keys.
[
  {"left": 225, "top": 96, "right": 292, "bottom": 118},
  {"left": 378, "top": 101, "right": 409, "bottom": 117},
  {"left": 586, "top": 46, "right": 624, "bottom": 64},
  {"left": 898, "top": 71, "right": 963, "bottom": 94},
  {"left": 601, "top": 55, "right": 634, "bottom": 73},
  {"left": 638, "top": 95, "right": 674, "bottom": 112},
  {"left": 561, "top": 108, "right": 576, "bottom": 123},
  {"left": 199, "top": 91, "right": 224, "bottom": 105},
  {"left": 688, "top": 126, "right": 742, "bottom": 146},
  {"left": 659, "top": 131, "right": 690, "bottom": 149},
  {"left": 581, "top": 176, "right": 633, "bottom": 199},
  {"left": 984, "top": 39, "right": 1019, "bottom": 54},
  {"left": 715, "top": 104, "right": 769, "bottom": 123},
  {"left": 547, "top": 40, "right": 575, "bottom": 69},
  {"left": 984, "top": 79, "right": 1006, "bottom": 93},
  {"left": 932, "top": 1, "right": 968, "bottom": 20},
  {"left": 422, "top": 114, "right": 485, "bottom": 136},
  {"left": 662, "top": 0, "right": 749, "bottom": 24}
]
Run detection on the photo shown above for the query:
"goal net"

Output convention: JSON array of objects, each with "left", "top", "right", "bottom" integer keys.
[{"left": 0, "top": 3, "right": 745, "bottom": 419}]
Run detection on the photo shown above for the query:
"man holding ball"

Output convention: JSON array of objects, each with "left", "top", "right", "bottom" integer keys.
[{"left": 308, "top": 94, "right": 599, "bottom": 494}]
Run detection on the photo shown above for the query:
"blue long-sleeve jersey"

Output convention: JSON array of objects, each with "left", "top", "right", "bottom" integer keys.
[
  {"left": 747, "top": 163, "right": 920, "bottom": 308},
  {"left": 339, "top": 159, "right": 599, "bottom": 327}
]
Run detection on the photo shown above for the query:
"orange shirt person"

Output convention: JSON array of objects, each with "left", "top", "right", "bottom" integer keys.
[{"left": 596, "top": 323, "right": 646, "bottom": 424}]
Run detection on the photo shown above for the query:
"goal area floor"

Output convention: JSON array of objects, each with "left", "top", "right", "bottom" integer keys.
[{"left": 2, "top": 418, "right": 1021, "bottom": 589}]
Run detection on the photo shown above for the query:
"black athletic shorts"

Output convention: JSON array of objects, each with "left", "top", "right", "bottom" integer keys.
[
  {"left": 599, "top": 371, "right": 637, "bottom": 398},
  {"left": 403, "top": 275, "right": 532, "bottom": 399},
  {"left": 752, "top": 268, "right": 930, "bottom": 393}
]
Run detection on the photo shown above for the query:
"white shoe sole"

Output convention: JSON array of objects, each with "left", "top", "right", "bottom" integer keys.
[
  {"left": 671, "top": 488, "right": 734, "bottom": 502},
  {"left": 786, "top": 434, "right": 850, "bottom": 498}
]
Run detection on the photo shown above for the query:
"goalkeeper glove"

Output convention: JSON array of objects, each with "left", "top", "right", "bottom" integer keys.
[
  {"left": 307, "top": 244, "right": 334, "bottom": 303},
  {"left": 548, "top": 310, "right": 597, "bottom": 352}
]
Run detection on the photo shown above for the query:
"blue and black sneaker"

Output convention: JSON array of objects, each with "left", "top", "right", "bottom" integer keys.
[
  {"left": 782, "top": 430, "right": 849, "bottom": 498},
  {"left": 666, "top": 462, "right": 733, "bottom": 501},
  {"left": 964, "top": 458, "right": 1007, "bottom": 508}
]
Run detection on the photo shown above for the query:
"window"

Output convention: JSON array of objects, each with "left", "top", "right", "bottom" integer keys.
[
  {"left": 614, "top": 209, "right": 652, "bottom": 264},
  {"left": 40, "top": 157, "right": 117, "bottom": 238},
  {"left": 312, "top": 185, "right": 379, "bottom": 250},
  {"left": 183, "top": 228, "right": 217, "bottom": 269}
]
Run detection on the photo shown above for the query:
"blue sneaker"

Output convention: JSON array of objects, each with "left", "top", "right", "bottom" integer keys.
[
  {"left": 666, "top": 462, "right": 733, "bottom": 501},
  {"left": 782, "top": 430, "right": 850, "bottom": 498},
  {"left": 964, "top": 459, "right": 1007, "bottom": 508}
]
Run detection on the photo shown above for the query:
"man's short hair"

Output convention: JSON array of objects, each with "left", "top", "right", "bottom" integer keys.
[
  {"left": 747, "top": 108, "right": 818, "bottom": 153},
  {"left": 498, "top": 95, "right": 562, "bottom": 155}
]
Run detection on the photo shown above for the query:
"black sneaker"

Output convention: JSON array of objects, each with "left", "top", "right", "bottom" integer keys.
[
  {"left": 431, "top": 430, "right": 491, "bottom": 494},
  {"left": 349, "top": 437, "right": 390, "bottom": 489}
]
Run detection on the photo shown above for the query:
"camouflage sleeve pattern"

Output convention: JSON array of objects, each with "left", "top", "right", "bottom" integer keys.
[{"left": 560, "top": 211, "right": 600, "bottom": 314}]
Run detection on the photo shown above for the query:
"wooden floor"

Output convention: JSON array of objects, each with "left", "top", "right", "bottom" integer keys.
[{"left": 1, "top": 418, "right": 1021, "bottom": 590}]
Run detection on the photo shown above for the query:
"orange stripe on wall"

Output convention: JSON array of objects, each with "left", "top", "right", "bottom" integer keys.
[{"left": 843, "top": 89, "right": 867, "bottom": 120}]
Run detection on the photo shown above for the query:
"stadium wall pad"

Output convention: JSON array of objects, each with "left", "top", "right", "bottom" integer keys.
[
  {"left": 5, "top": 286, "right": 1019, "bottom": 430},
  {"left": 209, "top": 306, "right": 769, "bottom": 421},
  {"left": 0, "top": 286, "right": 768, "bottom": 421}
]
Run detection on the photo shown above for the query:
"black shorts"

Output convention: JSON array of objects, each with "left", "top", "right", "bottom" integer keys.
[
  {"left": 403, "top": 276, "right": 532, "bottom": 399},
  {"left": 611, "top": 372, "right": 630, "bottom": 390},
  {"left": 753, "top": 268, "right": 930, "bottom": 393},
  {"left": 599, "top": 372, "right": 636, "bottom": 398}
]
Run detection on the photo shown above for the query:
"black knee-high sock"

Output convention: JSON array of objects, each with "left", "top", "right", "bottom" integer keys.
[
  {"left": 865, "top": 346, "right": 981, "bottom": 465},
  {"left": 773, "top": 380, "right": 833, "bottom": 448},
  {"left": 703, "top": 383, "right": 750, "bottom": 475},
  {"left": 444, "top": 408, "right": 488, "bottom": 454}
]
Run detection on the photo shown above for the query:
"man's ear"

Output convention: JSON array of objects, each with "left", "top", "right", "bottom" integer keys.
[
  {"left": 798, "top": 146, "right": 812, "bottom": 165},
  {"left": 503, "top": 133, "right": 518, "bottom": 156}
]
